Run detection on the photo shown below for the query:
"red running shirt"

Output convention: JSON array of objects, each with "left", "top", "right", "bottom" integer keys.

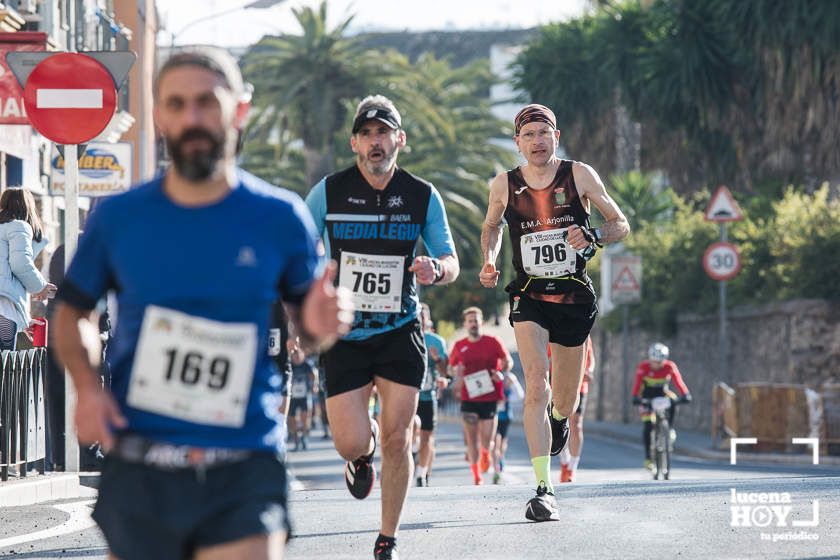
[{"left": 449, "top": 335, "right": 509, "bottom": 402}]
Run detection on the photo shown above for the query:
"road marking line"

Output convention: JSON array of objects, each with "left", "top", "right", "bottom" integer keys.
[{"left": 0, "top": 499, "right": 97, "bottom": 548}]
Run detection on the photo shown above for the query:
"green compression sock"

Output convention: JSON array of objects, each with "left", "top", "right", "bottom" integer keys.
[{"left": 531, "top": 455, "right": 554, "bottom": 493}]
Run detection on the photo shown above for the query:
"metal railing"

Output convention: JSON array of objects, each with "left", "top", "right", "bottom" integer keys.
[{"left": 0, "top": 348, "right": 47, "bottom": 481}]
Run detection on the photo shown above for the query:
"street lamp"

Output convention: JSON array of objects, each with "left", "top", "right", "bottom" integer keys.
[{"left": 169, "top": 0, "right": 287, "bottom": 47}]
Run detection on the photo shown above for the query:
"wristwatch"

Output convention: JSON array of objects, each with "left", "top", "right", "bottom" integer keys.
[{"left": 432, "top": 259, "right": 445, "bottom": 283}]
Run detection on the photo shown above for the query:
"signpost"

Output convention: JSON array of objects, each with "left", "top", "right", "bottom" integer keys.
[
  {"left": 611, "top": 254, "right": 642, "bottom": 423},
  {"left": 5, "top": 50, "right": 135, "bottom": 474},
  {"left": 704, "top": 186, "right": 744, "bottom": 384}
]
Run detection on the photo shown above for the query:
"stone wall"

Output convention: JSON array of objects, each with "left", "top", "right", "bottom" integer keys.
[{"left": 587, "top": 299, "right": 840, "bottom": 433}]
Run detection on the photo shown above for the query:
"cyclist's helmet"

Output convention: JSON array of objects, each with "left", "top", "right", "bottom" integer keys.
[{"left": 648, "top": 342, "right": 669, "bottom": 362}]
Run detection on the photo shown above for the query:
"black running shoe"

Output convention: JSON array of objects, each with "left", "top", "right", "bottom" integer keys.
[
  {"left": 345, "top": 420, "right": 379, "bottom": 499},
  {"left": 416, "top": 476, "right": 425, "bottom": 487},
  {"left": 549, "top": 405, "right": 569, "bottom": 456},
  {"left": 374, "top": 540, "right": 398, "bottom": 560},
  {"left": 525, "top": 482, "right": 559, "bottom": 522}
]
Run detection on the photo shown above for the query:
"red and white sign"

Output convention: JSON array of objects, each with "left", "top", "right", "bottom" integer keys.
[
  {"left": 705, "top": 185, "right": 744, "bottom": 222},
  {"left": 703, "top": 242, "right": 741, "bottom": 281},
  {"left": 0, "top": 32, "right": 47, "bottom": 124},
  {"left": 611, "top": 254, "right": 642, "bottom": 303},
  {"left": 22, "top": 53, "right": 117, "bottom": 145}
]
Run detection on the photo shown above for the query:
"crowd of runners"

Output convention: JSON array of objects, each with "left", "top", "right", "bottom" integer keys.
[{"left": 51, "top": 46, "right": 696, "bottom": 560}]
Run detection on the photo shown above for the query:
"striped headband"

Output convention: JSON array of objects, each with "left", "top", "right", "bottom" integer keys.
[{"left": 514, "top": 104, "right": 556, "bottom": 134}]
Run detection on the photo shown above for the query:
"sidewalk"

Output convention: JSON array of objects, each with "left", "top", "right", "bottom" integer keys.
[
  {"left": 0, "top": 472, "right": 95, "bottom": 507},
  {"left": 584, "top": 419, "right": 840, "bottom": 466}
]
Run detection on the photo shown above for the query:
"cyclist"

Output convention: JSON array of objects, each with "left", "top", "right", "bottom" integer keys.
[
  {"left": 631, "top": 342, "right": 692, "bottom": 470},
  {"left": 415, "top": 302, "right": 448, "bottom": 486}
]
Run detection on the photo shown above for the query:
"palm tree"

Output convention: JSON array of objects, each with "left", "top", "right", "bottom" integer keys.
[
  {"left": 515, "top": 1, "right": 840, "bottom": 194},
  {"left": 391, "top": 55, "right": 518, "bottom": 319},
  {"left": 242, "top": 1, "right": 410, "bottom": 186},
  {"left": 241, "top": 16, "right": 519, "bottom": 321},
  {"left": 607, "top": 171, "right": 673, "bottom": 230}
]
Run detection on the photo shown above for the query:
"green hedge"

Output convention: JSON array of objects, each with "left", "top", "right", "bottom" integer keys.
[{"left": 605, "top": 184, "right": 840, "bottom": 332}]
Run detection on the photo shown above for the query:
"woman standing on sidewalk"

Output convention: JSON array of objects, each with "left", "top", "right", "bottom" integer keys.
[{"left": 0, "top": 187, "right": 56, "bottom": 350}]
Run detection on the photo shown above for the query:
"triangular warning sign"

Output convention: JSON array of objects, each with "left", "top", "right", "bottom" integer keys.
[
  {"left": 613, "top": 266, "right": 640, "bottom": 291},
  {"left": 705, "top": 185, "right": 743, "bottom": 222}
]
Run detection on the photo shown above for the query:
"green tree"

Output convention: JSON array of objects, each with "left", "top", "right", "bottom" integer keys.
[
  {"left": 513, "top": 0, "right": 840, "bottom": 195},
  {"left": 241, "top": 20, "right": 518, "bottom": 322},
  {"left": 614, "top": 184, "right": 840, "bottom": 333},
  {"left": 607, "top": 171, "right": 673, "bottom": 230},
  {"left": 241, "top": 1, "right": 409, "bottom": 187},
  {"left": 381, "top": 55, "right": 518, "bottom": 322}
]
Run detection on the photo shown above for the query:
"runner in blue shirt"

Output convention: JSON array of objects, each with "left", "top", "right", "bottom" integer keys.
[
  {"left": 53, "top": 47, "right": 352, "bottom": 560},
  {"left": 305, "top": 94, "right": 459, "bottom": 560},
  {"left": 414, "top": 302, "right": 449, "bottom": 487}
]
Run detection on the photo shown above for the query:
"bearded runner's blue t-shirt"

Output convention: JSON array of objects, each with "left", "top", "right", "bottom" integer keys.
[{"left": 57, "top": 169, "right": 320, "bottom": 451}]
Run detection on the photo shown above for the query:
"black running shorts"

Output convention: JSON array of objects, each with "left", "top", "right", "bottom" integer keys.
[
  {"left": 509, "top": 294, "right": 597, "bottom": 347},
  {"left": 496, "top": 417, "right": 511, "bottom": 438},
  {"left": 289, "top": 396, "right": 313, "bottom": 416},
  {"left": 416, "top": 399, "right": 437, "bottom": 431},
  {"left": 93, "top": 453, "right": 289, "bottom": 560},
  {"left": 460, "top": 400, "right": 497, "bottom": 420},
  {"left": 323, "top": 320, "right": 426, "bottom": 397}
]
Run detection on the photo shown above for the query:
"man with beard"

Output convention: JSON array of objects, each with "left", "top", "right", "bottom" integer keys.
[
  {"left": 479, "top": 104, "right": 629, "bottom": 521},
  {"left": 449, "top": 307, "right": 512, "bottom": 486},
  {"left": 53, "top": 47, "right": 353, "bottom": 560},
  {"left": 305, "top": 95, "right": 459, "bottom": 560}
]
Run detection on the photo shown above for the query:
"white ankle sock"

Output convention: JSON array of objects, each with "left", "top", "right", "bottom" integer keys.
[{"left": 559, "top": 447, "right": 571, "bottom": 464}]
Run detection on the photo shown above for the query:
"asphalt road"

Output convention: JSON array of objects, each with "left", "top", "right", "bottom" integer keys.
[{"left": 1, "top": 419, "right": 837, "bottom": 559}]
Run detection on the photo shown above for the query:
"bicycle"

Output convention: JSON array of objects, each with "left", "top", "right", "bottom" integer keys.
[{"left": 642, "top": 397, "right": 673, "bottom": 480}]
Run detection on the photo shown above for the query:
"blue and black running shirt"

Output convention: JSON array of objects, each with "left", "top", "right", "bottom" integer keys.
[
  {"left": 306, "top": 165, "right": 455, "bottom": 341},
  {"left": 57, "top": 169, "right": 320, "bottom": 451}
]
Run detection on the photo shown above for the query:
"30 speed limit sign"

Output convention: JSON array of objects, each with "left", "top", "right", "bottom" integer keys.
[{"left": 703, "top": 241, "right": 741, "bottom": 281}]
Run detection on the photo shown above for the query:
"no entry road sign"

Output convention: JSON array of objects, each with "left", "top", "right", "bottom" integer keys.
[{"left": 22, "top": 52, "right": 117, "bottom": 145}]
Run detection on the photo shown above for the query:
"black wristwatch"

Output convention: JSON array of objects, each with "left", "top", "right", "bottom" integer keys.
[
  {"left": 583, "top": 227, "right": 603, "bottom": 247},
  {"left": 432, "top": 258, "right": 445, "bottom": 283}
]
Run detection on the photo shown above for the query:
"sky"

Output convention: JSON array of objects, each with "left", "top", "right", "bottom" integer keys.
[{"left": 159, "top": 0, "right": 588, "bottom": 47}]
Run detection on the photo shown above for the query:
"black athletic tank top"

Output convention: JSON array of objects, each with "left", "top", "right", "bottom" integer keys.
[
  {"left": 503, "top": 160, "right": 595, "bottom": 304},
  {"left": 324, "top": 165, "right": 431, "bottom": 331}
]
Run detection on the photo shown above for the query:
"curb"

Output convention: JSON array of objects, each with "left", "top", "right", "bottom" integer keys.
[{"left": 0, "top": 473, "right": 96, "bottom": 508}]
